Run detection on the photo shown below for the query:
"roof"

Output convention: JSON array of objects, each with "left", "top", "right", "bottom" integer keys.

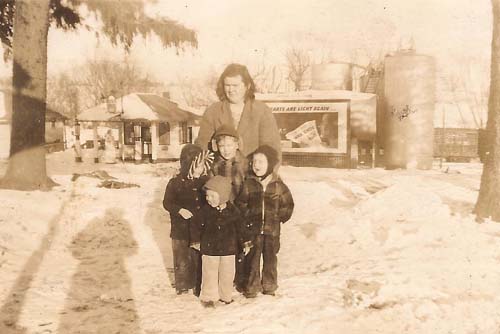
[
  {"left": 78, "top": 102, "right": 110, "bottom": 122},
  {"left": 257, "top": 90, "right": 377, "bottom": 101},
  {"left": 1, "top": 88, "right": 68, "bottom": 122},
  {"left": 46, "top": 110, "right": 68, "bottom": 121},
  {"left": 77, "top": 93, "right": 202, "bottom": 123}
]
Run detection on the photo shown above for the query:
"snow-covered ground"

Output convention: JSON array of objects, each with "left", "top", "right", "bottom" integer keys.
[{"left": 1, "top": 151, "right": 499, "bottom": 334}]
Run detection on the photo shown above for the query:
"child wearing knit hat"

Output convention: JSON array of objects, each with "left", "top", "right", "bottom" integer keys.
[
  {"left": 190, "top": 175, "right": 252, "bottom": 308},
  {"left": 235, "top": 145, "right": 294, "bottom": 298}
]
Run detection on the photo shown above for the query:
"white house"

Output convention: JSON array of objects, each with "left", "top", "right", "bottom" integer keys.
[{"left": 76, "top": 93, "right": 202, "bottom": 163}]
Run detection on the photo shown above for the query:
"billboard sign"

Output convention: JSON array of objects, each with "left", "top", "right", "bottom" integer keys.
[{"left": 265, "top": 99, "right": 350, "bottom": 154}]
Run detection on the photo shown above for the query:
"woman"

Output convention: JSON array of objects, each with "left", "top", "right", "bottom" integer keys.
[{"left": 195, "top": 63, "right": 282, "bottom": 159}]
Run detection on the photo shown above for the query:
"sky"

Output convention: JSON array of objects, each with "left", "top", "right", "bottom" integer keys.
[{"left": 0, "top": 0, "right": 493, "bottom": 85}]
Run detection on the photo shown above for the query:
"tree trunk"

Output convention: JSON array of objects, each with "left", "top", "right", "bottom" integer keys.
[
  {"left": 0, "top": 0, "right": 57, "bottom": 191},
  {"left": 475, "top": 0, "right": 500, "bottom": 220}
]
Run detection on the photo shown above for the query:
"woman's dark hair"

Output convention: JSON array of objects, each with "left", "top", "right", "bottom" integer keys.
[{"left": 216, "top": 63, "right": 256, "bottom": 102}]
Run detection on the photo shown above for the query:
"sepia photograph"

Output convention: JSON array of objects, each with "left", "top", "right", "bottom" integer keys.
[{"left": 0, "top": 0, "right": 497, "bottom": 333}]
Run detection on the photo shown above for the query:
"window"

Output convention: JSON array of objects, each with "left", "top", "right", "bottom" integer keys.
[
  {"left": 133, "top": 125, "right": 142, "bottom": 141},
  {"left": 124, "top": 122, "right": 135, "bottom": 145},
  {"left": 179, "top": 121, "right": 189, "bottom": 144},
  {"left": 187, "top": 127, "right": 193, "bottom": 143},
  {"left": 159, "top": 122, "right": 170, "bottom": 145},
  {"left": 141, "top": 126, "right": 151, "bottom": 142}
]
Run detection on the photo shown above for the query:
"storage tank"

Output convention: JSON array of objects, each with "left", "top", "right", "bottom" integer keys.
[
  {"left": 383, "top": 51, "right": 435, "bottom": 169},
  {"left": 311, "top": 63, "right": 352, "bottom": 90}
]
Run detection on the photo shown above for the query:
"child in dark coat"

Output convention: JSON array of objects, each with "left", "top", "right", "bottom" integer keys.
[
  {"left": 190, "top": 176, "right": 252, "bottom": 308},
  {"left": 236, "top": 145, "right": 294, "bottom": 298},
  {"left": 163, "top": 144, "right": 209, "bottom": 296}
]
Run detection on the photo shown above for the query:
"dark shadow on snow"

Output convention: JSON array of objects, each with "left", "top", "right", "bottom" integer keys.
[
  {"left": 0, "top": 193, "right": 68, "bottom": 333},
  {"left": 57, "top": 208, "right": 139, "bottom": 334},
  {"left": 143, "top": 181, "right": 176, "bottom": 289},
  {"left": 440, "top": 196, "right": 475, "bottom": 217}
]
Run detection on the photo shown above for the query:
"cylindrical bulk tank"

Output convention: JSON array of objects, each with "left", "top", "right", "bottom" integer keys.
[
  {"left": 311, "top": 63, "right": 352, "bottom": 90},
  {"left": 383, "top": 52, "right": 435, "bottom": 169}
]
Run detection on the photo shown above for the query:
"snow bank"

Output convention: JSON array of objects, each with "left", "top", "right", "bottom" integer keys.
[
  {"left": 0, "top": 176, "right": 72, "bottom": 307},
  {"left": 3, "top": 154, "right": 500, "bottom": 334}
]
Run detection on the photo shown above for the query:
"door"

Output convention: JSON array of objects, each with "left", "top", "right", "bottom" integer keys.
[{"left": 141, "top": 126, "right": 152, "bottom": 160}]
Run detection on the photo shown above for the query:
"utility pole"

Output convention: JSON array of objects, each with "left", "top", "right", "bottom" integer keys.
[{"left": 440, "top": 105, "right": 446, "bottom": 169}]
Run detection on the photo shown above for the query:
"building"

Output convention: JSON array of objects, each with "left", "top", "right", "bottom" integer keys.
[
  {"left": 432, "top": 102, "right": 482, "bottom": 162},
  {"left": 45, "top": 110, "right": 68, "bottom": 153},
  {"left": 0, "top": 88, "right": 69, "bottom": 158},
  {"left": 76, "top": 93, "right": 201, "bottom": 163},
  {"left": 258, "top": 89, "right": 377, "bottom": 168},
  {"left": 434, "top": 127, "right": 479, "bottom": 162}
]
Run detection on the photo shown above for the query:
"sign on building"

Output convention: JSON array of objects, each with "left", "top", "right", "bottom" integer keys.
[{"left": 264, "top": 98, "right": 352, "bottom": 167}]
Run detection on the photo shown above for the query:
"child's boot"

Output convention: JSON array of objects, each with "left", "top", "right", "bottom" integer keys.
[{"left": 201, "top": 300, "right": 216, "bottom": 308}]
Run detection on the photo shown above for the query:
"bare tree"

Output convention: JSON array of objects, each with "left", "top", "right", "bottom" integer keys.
[
  {"left": 47, "top": 72, "right": 80, "bottom": 119},
  {"left": 458, "top": 59, "right": 488, "bottom": 128},
  {"left": 46, "top": 58, "right": 161, "bottom": 121},
  {"left": 286, "top": 47, "right": 311, "bottom": 92},
  {"left": 446, "top": 74, "right": 472, "bottom": 128},
  {"left": 253, "top": 65, "right": 286, "bottom": 94},
  {"left": 174, "top": 71, "right": 218, "bottom": 109},
  {"left": 249, "top": 50, "right": 285, "bottom": 93},
  {"left": 444, "top": 59, "right": 488, "bottom": 129},
  {"left": 81, "top": 58, "right": 160, "bottom": 106}
]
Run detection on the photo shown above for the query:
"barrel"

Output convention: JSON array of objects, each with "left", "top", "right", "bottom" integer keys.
[
  {"left": 311, "top": 63, "right": 352, "bottom": 90},
  {"left": 383, "top": 52, "right": 435, "bottom": 169}
]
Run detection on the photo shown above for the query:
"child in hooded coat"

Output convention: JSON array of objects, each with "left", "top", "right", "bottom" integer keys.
[
  {"left": 190, "top": 176, "right": 252, "bottom": 307},
  {"left": 209, "top": 124, "right": 248, "bottom": 202},
  {"left": 236, "top": 145, "right": 294, "bottom": 298},
  {"left": 163, "top": 144, "right": 208, "bottom": 296}
]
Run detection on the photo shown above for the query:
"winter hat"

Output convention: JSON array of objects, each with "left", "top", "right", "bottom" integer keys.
[
  {"left": 251, "top": 145, "right": 279, "bottom": 179},
  {"left": 203, "top": 176, "right": 232, "bottom": 205},
  {"left": 179, "top": 144, "right": 202, "bottom": 177},
  {"left": 214, "top": 124, "right": 239, "bottom": 142}
]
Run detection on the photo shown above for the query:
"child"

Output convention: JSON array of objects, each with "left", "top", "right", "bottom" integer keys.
[
  {"left": 190, "top": 176, "right": 252, "bottom": 308},
  {"left": 209, "top": 124, "right": 248, "bottom": 202},
  {"left": 236, "top": 145, "right": 294, "bottom": 298},
  {"left": 163, "top": 144, "right": 210, "bottom": 296},
  {"left": 209, "top": 124, "right": 249, "bottom": 291}
]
